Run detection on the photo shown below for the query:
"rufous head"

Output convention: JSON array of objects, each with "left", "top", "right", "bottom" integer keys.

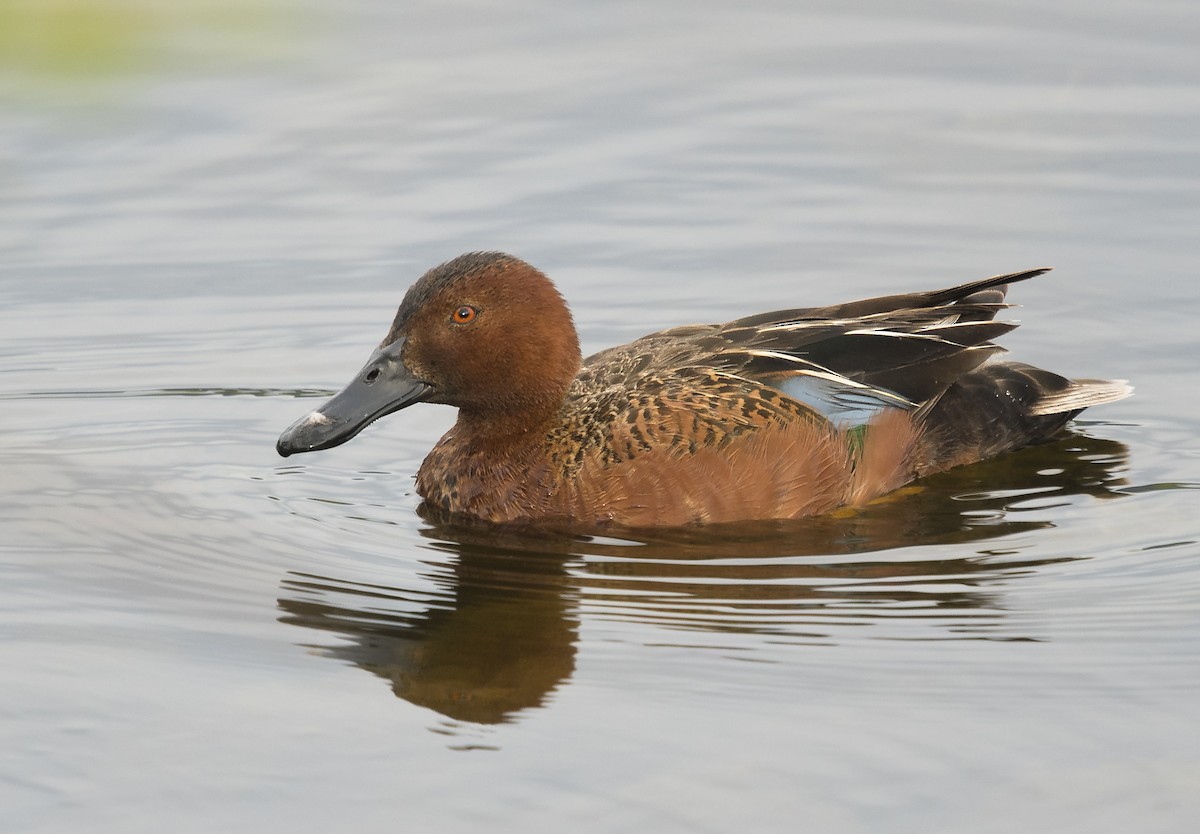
[{"left": 277, "top": 252, "right": 582, "bottom": 456}]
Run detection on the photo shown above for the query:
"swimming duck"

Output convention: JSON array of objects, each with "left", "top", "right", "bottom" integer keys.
[{"left": 277, "top": 252, "right": 1130, "bottom": 527}]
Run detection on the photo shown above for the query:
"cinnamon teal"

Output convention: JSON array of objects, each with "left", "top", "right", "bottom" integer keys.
[{"left": 277, "top": 252, "right": 1131, "bottom": 527}]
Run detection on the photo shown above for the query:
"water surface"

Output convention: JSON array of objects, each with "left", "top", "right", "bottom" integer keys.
[{"left": 2, "top": 2, "right": 1199, "bottom": 832}]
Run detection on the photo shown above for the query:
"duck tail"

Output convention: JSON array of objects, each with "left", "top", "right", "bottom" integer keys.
[
  {"left": 1028, "top": 377, "right": 1133, "bottom": 416},
  {"left": 913, "top": 362, "right": 1132, "bottom": 477}
]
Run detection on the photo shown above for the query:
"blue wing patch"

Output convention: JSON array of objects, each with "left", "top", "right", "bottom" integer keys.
[{"left": 771, "top": 371, "right": 916, "bottom": 427}]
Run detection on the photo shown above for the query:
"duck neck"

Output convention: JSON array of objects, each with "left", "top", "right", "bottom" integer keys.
[{"left": 452, "top": 402, "right": 559, "bottom": 454}]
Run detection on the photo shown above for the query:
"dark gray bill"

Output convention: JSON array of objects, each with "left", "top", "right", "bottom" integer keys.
[{"left": 276, "top": 340, "right": 431, "bottom": 457}]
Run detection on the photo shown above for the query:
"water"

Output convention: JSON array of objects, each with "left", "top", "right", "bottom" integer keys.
[{"left": 2, "top": 1, "right": 1199, "bottom": 831}]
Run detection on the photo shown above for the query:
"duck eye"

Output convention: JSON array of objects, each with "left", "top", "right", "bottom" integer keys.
[{"left": 451, "top": 305, "right": 478, "bottom": 324}]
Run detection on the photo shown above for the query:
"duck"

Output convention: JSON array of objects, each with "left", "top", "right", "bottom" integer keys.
[{"left": 276, "top": 252, "right": 1131, "bottom": 527}]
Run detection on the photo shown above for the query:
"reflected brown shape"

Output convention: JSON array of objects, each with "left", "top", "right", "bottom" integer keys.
[
  {"left": 279, "top": 550, "right": 578, "bottom": 725},
  {"left": 279, "top": 432, "right": 1129, "bottom": 724}
]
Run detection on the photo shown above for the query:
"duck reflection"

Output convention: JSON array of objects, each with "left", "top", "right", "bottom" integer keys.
[
  {"left": 279, "top": 549, "right": 579, "bottom": 725},
  {"left": 278, "top": 433, "right": 1128, "bottom": 725}
]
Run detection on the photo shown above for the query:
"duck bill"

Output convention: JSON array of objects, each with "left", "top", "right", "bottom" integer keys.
[{"left": 276, "top": 341, "right": 431, "bottom": 457}]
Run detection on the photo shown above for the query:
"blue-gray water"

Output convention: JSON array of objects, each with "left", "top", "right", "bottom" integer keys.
[{"left": 2, "top": 2, "right": 1198, "bottom": 832}]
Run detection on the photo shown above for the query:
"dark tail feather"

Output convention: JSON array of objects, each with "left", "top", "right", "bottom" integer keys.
[{"left": 914, "top": 362, "right": 1132, "bottom": 477}]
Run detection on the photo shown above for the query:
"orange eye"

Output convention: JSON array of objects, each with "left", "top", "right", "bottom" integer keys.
[{"left": 451, "top": 305, "right": 478, "bottom": 324}]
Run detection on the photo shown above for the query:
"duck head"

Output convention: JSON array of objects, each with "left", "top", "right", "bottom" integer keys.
[{"left": 277, "top": 252, "right": 582, "bottom": 457}]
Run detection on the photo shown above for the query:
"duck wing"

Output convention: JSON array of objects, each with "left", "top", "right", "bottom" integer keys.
[{"left": 700, "top": 268, "right": 1051, "bottom": 425}]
